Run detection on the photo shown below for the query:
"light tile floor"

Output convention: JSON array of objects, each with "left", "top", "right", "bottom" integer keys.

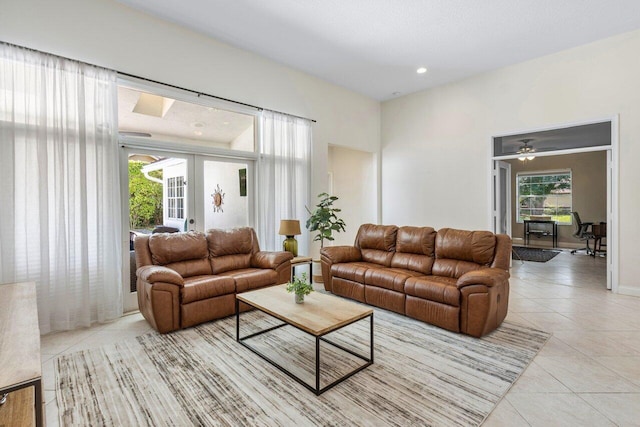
[
  {"left": 39, "top": 251, "right": 640, "bottom": 426},
  {"left": 485, "top": 251, "right": 640, "bottom": 426}
]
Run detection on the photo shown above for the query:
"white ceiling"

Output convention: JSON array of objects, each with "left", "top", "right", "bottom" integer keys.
[{"left": 117, "top": 0, "right": 640, "bottom": 100}]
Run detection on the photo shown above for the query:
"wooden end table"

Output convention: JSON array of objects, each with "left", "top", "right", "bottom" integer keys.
[{"left": 290, "top": 256, "right": 312, "bottom": 281}]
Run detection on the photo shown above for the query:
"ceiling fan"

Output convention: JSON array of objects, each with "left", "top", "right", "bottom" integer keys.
[{"left": 517, "top": 138, "right": 536, "bottom": 161}]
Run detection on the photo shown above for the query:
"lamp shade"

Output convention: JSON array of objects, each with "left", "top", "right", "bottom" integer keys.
[{"left": 278, "top": 219, "right": 301, "bottom": 236}]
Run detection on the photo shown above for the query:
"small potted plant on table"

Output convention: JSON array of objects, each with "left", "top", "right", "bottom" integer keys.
[{"left": 286, "top": 273, "right": 313, "bottom": 304}]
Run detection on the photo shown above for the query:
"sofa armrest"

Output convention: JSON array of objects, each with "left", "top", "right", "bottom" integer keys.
[
  {"left": 137, "top": 265, "right": 184, "bottom": 287},
  {"left": 320, "top": 246, "right": 362, "bottom": 292},
  {"left": 320, "top": 246, "right": 362, "bottom": 264},
  {"left": 251, "top": 251, "right": 294, "bottom": 270},
  {"left": 457, "top": 268, "right": 510, "bottom": 337},
  {"left": 456, "top": 268, "right": 509, "bottom": 289}
]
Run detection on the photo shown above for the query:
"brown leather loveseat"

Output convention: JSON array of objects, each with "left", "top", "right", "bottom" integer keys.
[
  {"left": 320, "top": 224, "right": 511, "bottom": 337},
  {"left": 135, "top": 227, "right": 293, "bottom": 333}
]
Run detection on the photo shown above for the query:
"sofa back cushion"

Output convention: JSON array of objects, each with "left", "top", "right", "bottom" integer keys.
[
  {"left": 148, "top": 232, "right": 212, "bottom": 277},
  {"left": 433, "top": 228, "right": 496, "bottom": 278},
  {"left": 390, "top": 226, "right": 436, "bottom": 274},
  {"left": 207, "top": 227, "right": 259, "bottom": 274},
  {"left": 355, "top": 224, "right": 398, "bottom": 267}
]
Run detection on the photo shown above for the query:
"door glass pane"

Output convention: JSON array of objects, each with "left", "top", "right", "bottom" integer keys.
[
  {"left": 203, "top": 159, "right": 249, "bottom": 230},
  {"left": 493, "top": 122, "right": 611, "bottom": 157},
  {"left": 499, "top": 167, "right": 507, "bottom": 234},
  {"left": 118, "top": 85, "right": 256, "bottom": 152},
  {"left": 128, "top": 153, "right": 188, "bottom": 293}
]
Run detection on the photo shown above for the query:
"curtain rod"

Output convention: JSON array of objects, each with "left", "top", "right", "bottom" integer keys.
[
  {"left": 118, "top": 72, "right": 316, "bottom": 123},
  {"left": 2, "top": 41, "right": 316, "bottom": 123}
]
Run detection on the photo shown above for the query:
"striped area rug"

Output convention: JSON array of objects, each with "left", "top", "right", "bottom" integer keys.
[{"left": 56, "top": 309, "right": 549, "bottom": 426}]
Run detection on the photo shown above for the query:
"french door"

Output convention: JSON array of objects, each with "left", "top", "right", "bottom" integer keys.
[
  {"left": 492, "top": 160, "right": 511, "bottom": 236},
  {"left": 121, "top": 146, "right": 254, "bottom": 311}
]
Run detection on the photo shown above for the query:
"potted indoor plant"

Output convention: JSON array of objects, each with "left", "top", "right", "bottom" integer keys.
[
  {"left": 305, "top": 192, "right": 346, "bottom": 248},
  {"left": 305, "top": 192, "right": 346, "bottom": 283},
  {"left": 286, "top": 273, "right": 313, "bottom": 303}
]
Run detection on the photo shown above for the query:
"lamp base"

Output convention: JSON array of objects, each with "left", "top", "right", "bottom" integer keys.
[{"left": 283, "top": 236, "right": 298, "bottom": 257}]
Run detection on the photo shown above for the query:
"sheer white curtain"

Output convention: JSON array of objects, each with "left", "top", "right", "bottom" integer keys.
[
  {"left": 257, "top": 110, "right": 311, "bottom": 253},
  {"left": 0, "top": 44, "right": 122, "bottom": 334}
]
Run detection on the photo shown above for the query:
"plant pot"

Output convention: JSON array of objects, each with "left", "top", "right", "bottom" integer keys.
[
  {"left": 295, "top": 293, "right": 304, "bottom": 304},
  {"left": 312, "top": 259, "right": 323, "bottom": 284}
]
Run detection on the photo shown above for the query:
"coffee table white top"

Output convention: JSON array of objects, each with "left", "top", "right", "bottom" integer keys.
[{"left": 237, "top": 284, "right": 372, "bottom": 336}]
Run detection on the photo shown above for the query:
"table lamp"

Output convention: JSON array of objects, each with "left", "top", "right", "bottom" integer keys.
[{"left": 278, "top": 219, "right": 301, "bottom": 257}]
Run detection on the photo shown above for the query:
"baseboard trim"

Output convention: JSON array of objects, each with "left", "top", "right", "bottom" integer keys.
[{"left": 617, "top": 286, "right": 640, "bottom": 297}]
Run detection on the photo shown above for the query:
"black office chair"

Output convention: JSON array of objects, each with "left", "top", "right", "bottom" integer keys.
[
  {"left": 592, "top": 221, "right": 607, "bottom": 257},
  {"left": 570, "top": 211, "right": 595, "bottom": 255}
]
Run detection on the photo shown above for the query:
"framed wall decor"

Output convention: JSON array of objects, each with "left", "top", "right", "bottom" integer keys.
[
  {"left": 211, "top": 184, "right": 225, "bottom": 213},
  {"left": 239, "top": 168, "right": 247, "bottom": 197}
]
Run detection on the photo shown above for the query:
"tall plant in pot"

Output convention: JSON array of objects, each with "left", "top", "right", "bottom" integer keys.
[
  {"left": 306, "top": 192, "right": 346, "bottom": 248},
  {"left": 306, "top": 193, "right": 346, "bottom": 282}
]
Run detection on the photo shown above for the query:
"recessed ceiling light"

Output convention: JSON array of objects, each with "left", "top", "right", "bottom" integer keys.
[
  {"left": 416, "top": 67, "right": 428, "bottom": 74},
  {"left": 223, "top": 121, "right": 229, "bottom": 125},
  {"left": 193, "top": 130, "right": 203, "bottom": 136}
]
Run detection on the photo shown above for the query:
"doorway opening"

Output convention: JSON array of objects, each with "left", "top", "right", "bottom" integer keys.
[
  {"left": 327, "top": 145, "right": 378, "bottom": 246},
  {"left": 491, "top": 118, "right": 617, "bottom": 292}
]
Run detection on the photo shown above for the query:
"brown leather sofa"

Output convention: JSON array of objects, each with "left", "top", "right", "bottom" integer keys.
[
  {"left": 320, "top": 224, "right": 511, "bottom": 337},
  {"left": 135, "top": 227, "right": 293, "bottom": 333}
]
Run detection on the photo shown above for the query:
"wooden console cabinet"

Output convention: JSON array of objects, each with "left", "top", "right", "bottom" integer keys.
[{"left": 0, "top": 282, "right": 43, "bottom": 426}]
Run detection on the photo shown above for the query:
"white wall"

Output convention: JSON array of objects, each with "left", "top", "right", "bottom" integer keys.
[
  {"left": 0, "top": 0, "right": 381, "bottom": 257},
  {"left": 381, "top": 29, "right": 640, "bottom": 296},
  {"left": 202, "top": 160, "right": 248, "bottom": 230},
  {"left": 328, "top": 145, "right": 377, "bottom": 246}
]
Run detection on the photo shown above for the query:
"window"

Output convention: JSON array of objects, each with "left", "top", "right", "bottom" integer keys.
[
  {"left": 517, "top": 171, "right": 572, "bottom": 224},
  {"left": 167, "top": 176, "right": 185, "bottom": 219}
]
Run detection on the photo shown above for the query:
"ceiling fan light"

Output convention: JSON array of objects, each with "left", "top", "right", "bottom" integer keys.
[
  {"left": 519, "top": 156, "right": 526, "bottom": 161},
  {"left": 527, "top": 155, "right": 535, "bottom": 160}
]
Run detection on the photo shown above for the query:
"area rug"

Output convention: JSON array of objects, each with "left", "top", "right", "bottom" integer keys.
[
  {"left": 512, "top": 246, "right": 561, "bottom": 263},
  {"left": 55, "top": 309, "right": 549, "bottom": 426}
]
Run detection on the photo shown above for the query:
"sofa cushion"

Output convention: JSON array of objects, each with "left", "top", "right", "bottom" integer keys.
[
  {"left": 207, "top": 227, "right": 255, "bottom": 256},
  {"left": 355, "top": 224, "right": 398, "bottom": 267},
  {"left": 164, "top": 259, "right": 213, "bottom": 278},
  {"left": 433, "top": 228, "right": 495, "bottom": 278},
  {"left": 431, "top": 259, "right": 484, "bottom": 280},
  {"left": 364, "top": 267, "right": 422, "bottom": 292},
  {"left": 207, "top": 228, "right": 259, "bottom": 274},
  {"left": 404, "top": 276, "right": 460, "bottom": 307},
  {"left": 218, "top": 268, "right": 278, "bottom": 293},
  {"left": 331, "top": 262, "right": 383, "bottom": 283},
  {"left": 149, "top": 231, "right": 209, "bottom": 265},
  {"left": 390, "top": 226, "right": 436, "bottom": 275},
  {"left": 181, "top": 275, "right": 236, "bottom": 304},
  {"left": 435, "top": 228, "right": 496, "bottom": 265}
]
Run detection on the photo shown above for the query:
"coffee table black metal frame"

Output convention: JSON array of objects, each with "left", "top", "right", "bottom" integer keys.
[{"left": 235, "top": 298, "right": 374, "bottom": 395}]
